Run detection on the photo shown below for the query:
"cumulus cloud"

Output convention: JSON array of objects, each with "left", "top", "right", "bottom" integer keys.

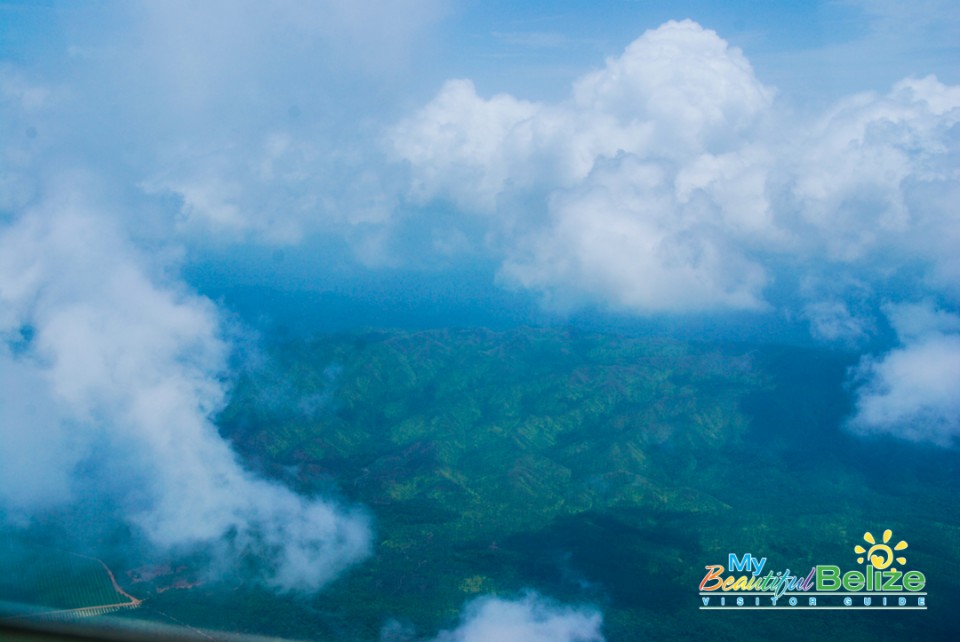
[
  {"left": 786, "top": 76, "right": 960, "bottom": 263},
  {"left": 848, "top": 303, "right": 960, "bottom": 446},
  {"left": 569, "top": 19, "right": 774, "bottom": 155},
  {"left": 0, "top": 179, "right": 370, "bottom": 590},
  {"left": 426, "top": 593, "right": 604, "bottom": 642},
  {"left": 500, "top": 153, "right": 770, "bottom": 312},
  {"left": 392, "top": 20, "right": 960, "bottom": 319},
  {"left": 392, "top": 21, "right": 778, "bottom": 312},
  {"left": 391, "top": 79, "right": 542, "bottom": 214},
  {"left": 392, "top": 20, "right": 773, "bottom": 211}
]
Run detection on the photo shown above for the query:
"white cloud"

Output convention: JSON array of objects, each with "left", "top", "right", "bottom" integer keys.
[
  {"left": 392, "top": 21, "right": 960, "bottom": 319},
  {"left": 392, "top": 21, "right": 778, "bottom": 313},
  {"left": 392, "top": 21, "right": 773, "bottom": 214},
  {"left": 427, "top": 593, "right": 604, "bottom": 642},
  {"left": 499, "top": 153, "right": 770, "bottom": 313},
  {"left": 886, "top": 300, "right": 960, "bottom": 341},
  {"left": 570, "top": 19, "right": 774, "bottom": 156},
  {"left": 848, "top": 303, "right": 960, "bottom": 446},
  {"left": 121, "top": 0, "right": 442, "bottom": 244},
  {"left": 0, "top": 354, "right": 81, "bottom": 512},
  {"left": 391, "top": 78, "right": 542, "bottom": 214},
  {"left": 0, "top": 66, "right": 56, "bottom": 213},
  {"left": 2, "top": 1, "right": 445, "bottom": 261},
  {"left": 786, "top": 76, "right": 960, "bottom": 262},
  {"left": 138, "top": 137, "right": 316, "bottom": 244},
  {"left": 0, "top": 179, "right": 370, "bottom": 590},
  {"left": 804, "top": 301, "right": 872, "bottom": 344}
]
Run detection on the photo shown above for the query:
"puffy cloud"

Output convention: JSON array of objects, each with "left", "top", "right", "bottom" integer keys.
[
  {"left": 392, "top": 21, "right": 960, "bottom": 319},
  {"left": 848, "top": 303, "right": 960, "bottom": 446},
  {"left": 0, "top": 180, "right": 370, "bottom": 590},
  {"left": 570, "top": 19, "right": 774, "bottom": 155},
  {"left": 786, "top": 76, "right": 960, "bottom": 261},
  {"left": 392, "top": 21, "right": 773, "bottom": 213},
  {"left": 427, "top": 593, "right": 604, "bottom": 642},
  {"left": 391, "top": 79, "right": 542, "bottom": 213},
  {"left": 392, "top": 21, "right": 777, "bottom": 312},
  {"left": 500, "top": 153, "right": 770, "bottom": 312}
]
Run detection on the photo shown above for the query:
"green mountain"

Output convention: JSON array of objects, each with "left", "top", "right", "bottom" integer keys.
[
  {"left": 203, "top": 328, "right": 957, "bottom": 641},
  {"left": 11, "top": 328, "right": 954, "bottom": 641}
]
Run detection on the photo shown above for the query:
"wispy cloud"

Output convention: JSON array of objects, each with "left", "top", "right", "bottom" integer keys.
[
  {"left": 0, "top": 0, "right": 470, "bottom": 589},
  {"left": 0, "top": 177, "right": 371, "bottom": 589}
]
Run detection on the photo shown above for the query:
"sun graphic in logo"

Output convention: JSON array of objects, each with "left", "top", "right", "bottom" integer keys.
[{"left": 855, "top": 529, "right": 908, "bottom": 570}]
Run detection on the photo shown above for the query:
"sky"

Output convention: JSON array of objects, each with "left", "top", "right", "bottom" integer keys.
[{"left": 1, "top": 0, "right": 959, "bottom": 639}]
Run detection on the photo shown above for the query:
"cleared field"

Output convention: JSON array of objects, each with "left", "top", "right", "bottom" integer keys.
[{"left": 0, "top": 545, "right": 140, "bottom": 622}]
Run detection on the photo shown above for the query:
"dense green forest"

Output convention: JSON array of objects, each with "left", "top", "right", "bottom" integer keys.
[{"left": 5, "top": 328, "right": 958, "bottom": 640}]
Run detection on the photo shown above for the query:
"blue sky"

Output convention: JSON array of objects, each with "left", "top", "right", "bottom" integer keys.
[{"left": 1, "top": 1, "right": 959, "bottom": 624}]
